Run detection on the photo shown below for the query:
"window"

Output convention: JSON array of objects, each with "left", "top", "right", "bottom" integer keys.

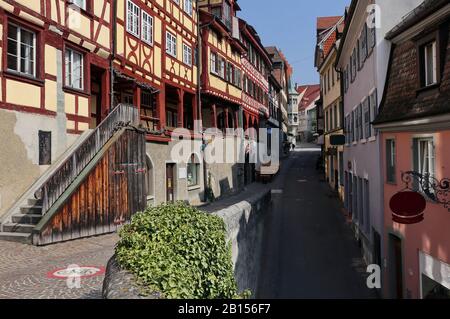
[
  {"left": 361, "top": 24, "right": 368, "bottom": 62},
  {"left": 386, "top": 139, "right": 396, "bottom": 183},
  {"left": 413, "top": 138, "right": 435, "bottom": 196},
  {"left": 219, "top": 58, "right": 225, "bottom": 78},
  {"left": 210, "top": 52, "right": 218, "bottom": 74},
  {"left": 339, "top": 152, "right": 344, "bottom": 186},
  {"left": 183, "top": 0, "right": 193, "bottom": 16},
  {"left": 350, "top": 50, "right": 357, "bottom": 82},
  {"left": 166, "top": 109, "right": 178, "bottom": 127},
  {"left": 7, "top": 23, "right": 36, "bottom": 77},
  {"left": 126, "top": 0, "right": 140, "bottom": 37},
  {"left": 65, "top": 48, "right": 84, "bottom": 90},
  {"left": 359, "top": 104, "right": 364, "bottom": 140},
  {"left": 422, "top": 41, "right": 437, "bottom": 87},
  {"left": 141, "top": 11, "right": 153, "bottom": 45},
  {"left": 166, "top": 31, "right": 177, "bottom": 57},
  {"left": 187, "top": 154, "right": 200, "bottom": 187},
  {"left": 226, "top": 62, "right": 233, "bottom": 83},
  {"left": 183, "top": 43, "right": 192, "bottom": 66},
  {"left": 223, "top": 1, "right": 232, "bottom": 30},
  {"left": 39, "top": 131, "right": 51, "bottom": 166},
  {"left": 363, "top": 98, "right": 370, "bottom": 139},
  {"left": 370, "top": 89, "right": 378, "bottom": 136},
  {"left": 234, "top": 68, "right": 242, "bottom": 88},
  {"left": 211, "top": 6, "right": 221, "bottom": 19},
  {"left": 72, "top": 0, "right": 86, "bottom": 10},
  {"left": 368, "top": 8, "right": 376, "bottom": 51}
]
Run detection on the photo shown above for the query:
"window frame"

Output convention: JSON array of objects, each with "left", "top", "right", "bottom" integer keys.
[
  {"left": 166, "top": 31, "right": 177, "bottom": 58},
  {"left": 416, "top": 29, "right": 442, "bottom": 91},
  {"left": 386, "top": 138, "right": 396, "bottom": 184},
  {"left": 126, "top": 0, "right": 140, "bottom": 38},
  {"left": 182, "top": 43, "right": 192, "bottom": 66},
  {"left": 183, "top": 0, "right": 193, "bottom": 17},
  {"left": 6, "top": 22, "right": 37, "bottom": 78},
  {"left": 141, "top": 10, "right": 154, "bottom": 45},
  {"left": 64, "top": 46, "right": 85, "bottom": 91}
]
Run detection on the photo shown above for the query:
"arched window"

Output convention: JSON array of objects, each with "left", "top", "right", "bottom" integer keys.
[
  {"left": 187, "top": 153, "right": 200, "bottom": 187},
  {"left": 145, "top": 155, "right": 154, "bottom": 198}
]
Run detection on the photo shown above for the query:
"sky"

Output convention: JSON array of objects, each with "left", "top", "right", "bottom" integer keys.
[{"left": 238, "top": 0, "right": 350, "bottom": 86}]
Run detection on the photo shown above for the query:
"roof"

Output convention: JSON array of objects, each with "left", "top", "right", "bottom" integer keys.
[
  {"left": 266, "top": 46, "right": 293, "bottom": 77},
  {"left": 335, "top": 0, "right": 358, "bottom": 67},
  {"left": 297, "top": 85, "right": 321, "bottom": 110},
  {"left": 374, "top": 2, "right": 450, "bottom": 126},
  {"left": 386, "top": 0, "right": 450, "bottom": 40},
  {"left": 317, "top": 16, "right": 343, "bottom": 31}
]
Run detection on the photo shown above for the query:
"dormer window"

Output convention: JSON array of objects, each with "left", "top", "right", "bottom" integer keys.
[
  {"left": 223, "top": 1, "right": 232, "bottom": 30},
  {"left": 422, "top": 41, "right": 437, "bottom": 87}
]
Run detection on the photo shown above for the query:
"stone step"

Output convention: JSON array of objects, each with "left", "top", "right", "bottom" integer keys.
[
  {"left": 20, "top": 206, "right": 43, "bottom": 215},
  {"left": 27, "top": 198, "right": 42, "bottom": 206},
  {"left": 0, "top": 232, "right": 31, "bottom": 244},
  {"left": 12, "top": 214, "right": 42, "bottom": 225},
  {"left": 2, "top": 223, "right": 35, "bottom": 234}
]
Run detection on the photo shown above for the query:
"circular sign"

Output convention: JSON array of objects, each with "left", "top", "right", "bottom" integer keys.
[
  {"left": 47, "top": 266, "right": 105, "bottom": 279},
  {"left": 390, "top": 191, "right": 426, "bottom": 225}
]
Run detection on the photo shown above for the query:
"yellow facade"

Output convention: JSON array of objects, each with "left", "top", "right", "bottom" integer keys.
[
  {"left": 115, "top": 0, "right": 198, "bottom": 91},
  {"left": 0, "top": 0, "right": 112, "bottom": 124},
  {"left": 206, "top": 30, "right": 242, "bottom": 100},
  {"left": 320, "top": 46, "right": 344, "bottom": 200}
]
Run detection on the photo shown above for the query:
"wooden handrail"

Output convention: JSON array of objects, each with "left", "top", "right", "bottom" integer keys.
[{"left": 35, "top": 104, "right": 139, "bottom": 215}]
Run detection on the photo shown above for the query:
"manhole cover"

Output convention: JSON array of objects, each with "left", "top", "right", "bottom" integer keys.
[{"left": 47, "top": 266, "right": 105, "bottom": 279}]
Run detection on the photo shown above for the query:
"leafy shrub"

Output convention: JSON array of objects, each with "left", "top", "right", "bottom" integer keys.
[{"left": 116, "top": 201, "right": 248, "bottom": 299}]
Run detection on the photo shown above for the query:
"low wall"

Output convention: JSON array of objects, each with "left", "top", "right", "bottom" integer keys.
[
  {"left": 102, "top": 186, "right": 271, "bottom": 299},
  {"left": 206, "top": 187, "right": 271, "bottom": 297}
]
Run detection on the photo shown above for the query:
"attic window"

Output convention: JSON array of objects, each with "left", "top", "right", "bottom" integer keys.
[{"left": 422, "top": 41, "right": 437, "bottom": 87}]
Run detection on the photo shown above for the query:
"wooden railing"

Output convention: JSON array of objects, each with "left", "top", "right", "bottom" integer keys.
[{"left": 35, "top": 104, "right": 139, "bottom": 215}]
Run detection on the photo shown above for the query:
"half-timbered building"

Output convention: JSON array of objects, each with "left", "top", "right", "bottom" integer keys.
[
  {"left": 113, "top": 0, "right": 204, "bottom": 206},
  {"left": 0, "top": 0, "right": 113, "bottom": 219}
]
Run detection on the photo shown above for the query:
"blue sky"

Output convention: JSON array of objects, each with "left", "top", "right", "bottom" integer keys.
[{"left": 238, "top": 0, "right": 350, "bottom": 86}]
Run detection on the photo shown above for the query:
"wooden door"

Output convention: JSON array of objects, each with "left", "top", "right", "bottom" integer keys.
[
  {"left": 166, "top": 164, "right": 175, "bottom": 202},
  {"left": 389, "top": 235, "right": 404, "bottom": 299}
]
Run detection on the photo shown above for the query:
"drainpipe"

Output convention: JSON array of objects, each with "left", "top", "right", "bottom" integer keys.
[
  {"left": 110, "top": 0, "right": 118, "bottom": 112},
  {"left": 197, "top": 1, "right": 209, "bottom": 202}
]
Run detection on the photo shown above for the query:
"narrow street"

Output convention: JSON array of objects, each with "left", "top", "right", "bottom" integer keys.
[{"left": 258, "top": 145, "right": 377, "bottom": 299}]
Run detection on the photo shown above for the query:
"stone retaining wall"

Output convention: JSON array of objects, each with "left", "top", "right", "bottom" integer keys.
[{"left": 102, "top": 187, "right": 271, "bottom": 299}]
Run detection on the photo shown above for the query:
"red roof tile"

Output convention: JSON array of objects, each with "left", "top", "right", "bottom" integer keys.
[{"left": 317, "top": 16, "right": 342, "bottom": 31}]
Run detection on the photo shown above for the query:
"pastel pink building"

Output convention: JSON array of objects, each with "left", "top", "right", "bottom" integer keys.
[{"left": 374, "top": 0, "right": 450, "bottom": 299}]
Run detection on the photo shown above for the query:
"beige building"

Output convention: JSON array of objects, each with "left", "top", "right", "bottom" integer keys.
[{"left": 317, "top": 18, "right": 345, "bottom": 200}]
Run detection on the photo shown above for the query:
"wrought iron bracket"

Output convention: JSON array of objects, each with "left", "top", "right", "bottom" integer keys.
[{"left": 401, "top": 171, "right": 450, "bottom": 212}]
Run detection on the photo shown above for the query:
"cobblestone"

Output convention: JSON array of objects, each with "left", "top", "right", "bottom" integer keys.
[{"left": 0, "top": 234, "right": 118, "bottom": 299}]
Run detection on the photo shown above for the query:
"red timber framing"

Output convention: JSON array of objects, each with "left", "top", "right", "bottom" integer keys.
[
  {"left": 199, "top": 8, "right": 248, "bottom": 133},
  {"left": 0, "top": 0, "right": 113, "bottom": 134},
  {"left": 239, "top": 18, "right": 271, "bottom": 122},
  {"left": 113, "top": 0, "right": 199, "bottom": 142}
]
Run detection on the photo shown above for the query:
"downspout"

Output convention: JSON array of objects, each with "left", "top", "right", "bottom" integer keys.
[
  {"left": 197, "top": 1, "right": 209, "bottom": 202},
  {"left": 110, "top": 0, "right": 118, "bottom": 111}
]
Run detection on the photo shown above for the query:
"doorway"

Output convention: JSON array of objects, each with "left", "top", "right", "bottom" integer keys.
[
  {"left": 90, "top": 66, "right": 106, "bottom": 129},
  {"left": 166, "top": 163, "right": 175, "bottom": 202},
  {"left": 389, "top": 234, "right": 404, "bottom": 299}
]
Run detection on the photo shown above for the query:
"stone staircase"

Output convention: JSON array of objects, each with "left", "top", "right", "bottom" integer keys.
[
  {"left": 0, "top": 104, "right": 140, "bottom": 245},
  {"left": 0, "top": 198, "right": 43, "bottom": 243}
]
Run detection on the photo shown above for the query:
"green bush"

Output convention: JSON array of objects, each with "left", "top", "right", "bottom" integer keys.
[{"left": 115, "top": 202, "right": 248, "bottom": 299}]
